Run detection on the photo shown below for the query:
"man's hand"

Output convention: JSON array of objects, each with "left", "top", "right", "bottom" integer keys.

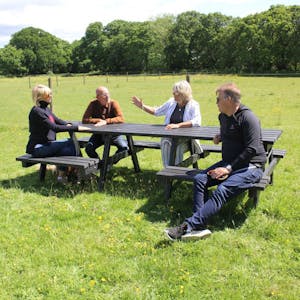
[
  {"left": 78, "top": 125, "right": 91, "bottom": 131},
  {"left": 213, "top": 134, "right": 221, "bottom": 144},
  {"left": 207, "top": 167, "right": 230, "bottom": 180}
]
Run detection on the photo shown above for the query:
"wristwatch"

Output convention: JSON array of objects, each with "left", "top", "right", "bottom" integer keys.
[{"left": 225, "top": 164, "right": 232, "bottom": 173}]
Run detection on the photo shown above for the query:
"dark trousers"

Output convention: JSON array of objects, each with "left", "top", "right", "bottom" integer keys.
[
  {"left": 85, "top": 134, "right": 128, "bottom": 159},
  {"left": 185, "top": 161, "right": 263, "bottom": 230}
]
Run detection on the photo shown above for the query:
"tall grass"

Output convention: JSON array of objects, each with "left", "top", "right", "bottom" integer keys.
[{"left": 0, "top": 74, "right": 299, "bottom": 299}]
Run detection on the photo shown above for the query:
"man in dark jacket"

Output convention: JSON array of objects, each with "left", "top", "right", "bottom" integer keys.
[{"left": 165, "top": 83, "right": 267, "bottom": 241}]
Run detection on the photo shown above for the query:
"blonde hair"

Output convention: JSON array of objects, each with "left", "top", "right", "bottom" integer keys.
[
  {"left": 172, "top": 80, "right": 192, "bottom": 102},
  {"left": 32, "top": 84, "right": 52, "bottom": 105}
]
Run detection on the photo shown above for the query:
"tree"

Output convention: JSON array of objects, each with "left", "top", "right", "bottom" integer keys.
[
  {"left": 260, "top": 5, "right": 300, "bottom": 71},
  {"left": 190, "top": 13, "right": 232, "bottom": 71},
  {"left": 103, "top": 20, "right": 153, "bottom": 73},
  {"left": 217, "top": 5, "right": 300, "bottom": 73},
  {"left": 10, "top": 27, "right": 72, "bottom": 74},
  {"left": 165, "top": 11, "right": 204, "bottom": 71},
  {"left": 73, "top": 22, "right": 106, "bottom": 72},
  {"left": 147, "top": 15, "right": 175, "bottom": 72},
  {"left": 289, "top": 5, "right": 300, "bottom": 71},
  {"left": 0, "top": 45, "right": 27, "bottom": 75},
  {"left": 215, "top": 18, "right": 269, "bottom": 73}
]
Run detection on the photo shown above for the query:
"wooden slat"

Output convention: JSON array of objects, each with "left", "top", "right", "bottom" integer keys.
[
  {"left": 133, "top": 140, "right": 161, "bottom": 149},
  {"left": 272, "top": 149, "right": 286, "bottom": 158},
  {"left": 16, "top": 155, "right": 99, "bottom": 169}
]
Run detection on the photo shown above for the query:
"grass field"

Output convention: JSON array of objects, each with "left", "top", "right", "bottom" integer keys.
[{"left": 0, "top": 74, "right": 299, "bottom": 299}]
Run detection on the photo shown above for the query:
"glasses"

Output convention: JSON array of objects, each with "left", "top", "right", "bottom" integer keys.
[
  {"left": 216, "top": 95, "right": 228, "bottom": 103},
  {"left": 97, "top": 93, "right": 109, "bottom": 97}
]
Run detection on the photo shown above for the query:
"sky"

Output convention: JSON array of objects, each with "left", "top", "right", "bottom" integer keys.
[{"left": 0, "top": 0, "right": 299, "bottom": 48}]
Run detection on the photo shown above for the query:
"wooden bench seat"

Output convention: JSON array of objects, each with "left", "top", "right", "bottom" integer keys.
[
  {"left": 157, "top": 149, "right": 286, "bottom": 206},
  {"left": 16, "top": 154, "right": 99, "bottom": 181},
  {"left": 77, "top": 136, "right": 161, "bottom": 150}
]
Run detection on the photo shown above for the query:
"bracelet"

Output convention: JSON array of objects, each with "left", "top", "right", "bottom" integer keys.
[{"left": 141, "top": 104, "right": 145, "bottom": 111}]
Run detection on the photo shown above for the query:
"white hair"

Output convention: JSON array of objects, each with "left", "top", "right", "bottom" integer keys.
[{"left": 172, "top": 80, "right": 192, "bottom": 102}]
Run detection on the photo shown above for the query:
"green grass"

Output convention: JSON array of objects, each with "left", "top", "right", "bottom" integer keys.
[{"left": 0, "top": 74, "right": 299, "bottom": 299}]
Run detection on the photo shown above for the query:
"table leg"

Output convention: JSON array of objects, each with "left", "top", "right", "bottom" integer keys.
[
  {"left": 190, "top": 139, "right": 198, "bottom": 168},
  {"left": 169, "top": 138, "right": 178, "bottom": 166},
  {"left": 266, "top": 144, "right": 274, "bottom": 184},
  {"left": 127, "top": 135, "right": 140, "bottom": 172},
  {"left": 166, "top": 138, "right": 179, "bottom": 197},
  {"left": 69, "top": 131, "right": 82, "bottom": 156},
  {"left": 98, "top": 134, "right": 112, "bottom": 190}
]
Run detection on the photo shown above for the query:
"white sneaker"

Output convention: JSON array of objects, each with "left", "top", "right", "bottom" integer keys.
[{"left": 181, "top": 229, "right": 212, "bottom": 241}]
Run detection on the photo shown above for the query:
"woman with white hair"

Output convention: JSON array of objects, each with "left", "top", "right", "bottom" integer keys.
[{"left": 132, "top": 80, "right": 202, "bottom": 167}]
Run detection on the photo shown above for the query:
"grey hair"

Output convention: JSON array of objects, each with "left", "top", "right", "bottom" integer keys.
[{"left": 216, "top": 82, "right": 241, "bottom": 103}]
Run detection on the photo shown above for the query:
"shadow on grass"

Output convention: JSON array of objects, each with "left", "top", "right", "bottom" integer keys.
[
  {"left": 104, "top": 167, "right": 257, "bottom": 233},
  {"left": 0, "top": 170, "right": 100, "bottom": 198},
  {"left": 1, "top": 166, "right": 256, "bottom": 232}
]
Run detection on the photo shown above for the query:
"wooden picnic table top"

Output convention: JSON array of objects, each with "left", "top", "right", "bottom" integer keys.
[{"left": 75, "top": 122, "right": 282, "bottom": 144}]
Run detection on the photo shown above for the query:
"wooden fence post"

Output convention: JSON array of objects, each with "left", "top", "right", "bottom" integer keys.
[
  {"left": 48, "top": 77, "right": 53, "bottom": 111},
  {"left": 186, "top": 72, "right": 190, "bottom": 83}
]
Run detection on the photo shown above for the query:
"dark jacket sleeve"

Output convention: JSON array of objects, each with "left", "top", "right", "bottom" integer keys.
[{"left": 230, "top": 111, "right": 262, "bottom": 170}]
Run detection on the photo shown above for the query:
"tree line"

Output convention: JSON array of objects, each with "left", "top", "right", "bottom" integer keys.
[{"left": 0, "top": 5, "right": 299, "bottom": 76}]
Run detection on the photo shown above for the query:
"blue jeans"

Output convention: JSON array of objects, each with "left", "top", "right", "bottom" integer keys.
[
  {"left": 85, "top": 134, "right": 128, "bottom": 159},
  {"left": 185, "top": 160, "right": 263, "bottom": 230},
  {"left": 32, "top": 138, "right": 76, "bottom": 172},
  {"left": 32, "top": 138, "right": 76, "bottom": 157}
]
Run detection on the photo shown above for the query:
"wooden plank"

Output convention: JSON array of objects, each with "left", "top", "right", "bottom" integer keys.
[
  {"left": 16, "top": 155, "right": 99, "bottom": 169},
  {"left": 77, "top": 136, "right": 161, "bottom": 150},
  {"left": 133, "top": 140, "right": 161, "bottom": 149}
]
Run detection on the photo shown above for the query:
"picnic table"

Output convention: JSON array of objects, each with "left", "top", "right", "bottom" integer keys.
[
  {"left": 16, "top": 122, "right": 285, "bottom": 205},
  {"left": 73, "top": 123, "right": 284, "bottom": 202}
]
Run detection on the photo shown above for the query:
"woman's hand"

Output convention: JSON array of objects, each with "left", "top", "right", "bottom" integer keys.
[
  {"left": 165, "top": 123, "right": 179, "bottom": 130},
  {"left": 95, "top": 119, "right": 107, "bottom": 127},
  {"left": 131, "top": 96, "right": 143, "bottom": 109}
]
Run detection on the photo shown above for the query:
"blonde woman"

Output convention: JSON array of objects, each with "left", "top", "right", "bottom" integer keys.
[
  {"left": 26, "top": 84, "right": 88, "bottom": 182},
  {"left": 132, "top": 80, "right": 202, "bottom": 167}
]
